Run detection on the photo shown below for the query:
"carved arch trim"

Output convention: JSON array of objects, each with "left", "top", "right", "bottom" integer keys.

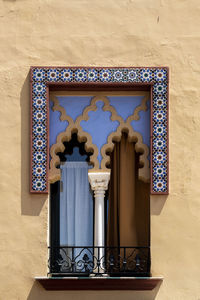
[
  {"left": 101, "top": 125, "right": 150, "bottom": 182},
  {"left": 49, "top": 94, "right": 150, "bottom": 183},
  {"left": 49, "top": 125, "right": 99, "bottom": 183},
  {"left": 49, "top": 94, "right": 123, "bottom": 182}
]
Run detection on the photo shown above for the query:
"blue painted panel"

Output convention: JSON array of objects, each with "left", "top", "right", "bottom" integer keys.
[
  {"left": 49, "top": 101, "right": 68, "bottom": 149},
  {"left": 57, "top": 96, "right": 92, "bottom": 122},
  {"left": 108, "top": 96, "right": 143, "bottom": 121},
  {"left": 130, "top": 100, "right": 150, "bottom": 147},
  {"left": 80, "top": 101, "right": 119, "bottom": 167},
  {"left": 50, "top": 96, "right": 150, "bottom": 165}
]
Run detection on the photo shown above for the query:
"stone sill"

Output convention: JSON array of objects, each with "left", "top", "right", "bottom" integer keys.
[{"left": 36, "top": 276, "right": 163, "bottom": 290}]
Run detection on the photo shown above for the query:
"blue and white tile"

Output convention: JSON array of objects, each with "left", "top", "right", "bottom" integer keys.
[
  {"left": 47, "top": 69, "right": 60, "bottom": 81},
  {"left": 153, "top": 165, "right": 167, "bottom": 177},
  {"left": 32, "top": 68, "right": 46, "bottom": 81},
  {"left": 99, "top": 69, "right": 112, "bottom": 82},
  {"left": 33, "top": 96, "right": 46, "bottom": 109},
  {"left": 153, "top": 109, "right": 167, "bottom": 123},
  {"left": 33, "top": 110, "right": 47, "bottom": 122},
  {"left": 127, "top": 70, "right": 139, "bottom": 81},
  {"left": 153, "top": 124, "right": 167, "bottom": 136},
  {"left": 140, "top": 69, "right": 153, "bottom": 82},
  {"left": 153, "top": 82, "right": 167, "bottom": 95},
  {"left": 33, "top": 138, "right": 47, "bottom": 150},
  {"left": 153, "top": 96, "right": 167, "bottom": 109},
  {"left": 153, "top": 179, "right": 167, "bottom": 192},
  {"left": 33, "top": 151, "right": 46, "bottom": 164},
  {"left": 154, "top": 152, "right": 167, "bottom": 164},
  {"left": 113, "top": 70, "right": 124, "bottom": 81},
  {"left": 154, "top": 69, "right": 167, "bottom": 82},
  {"left": 87, "top": 69, "right": 98, "bottom": 81},
  {"left": 75, "top": 69, "right": 87, "bottom": 81},
  {"left": 153, "top": 137, "right": 167, "bottom": 150},
  {"left": 33, "top": 165, "right": 46, "bottom": 176},
  {"left": 33, "top": 83, "right": 46, "bottom": 95},
  {"left": 60, "top": 69, "right": 73, "bottom": 82},
  {"left": 33, "top": 123, "right": 46, "bottom": 136},
  {"left": 32, "top": 178, "right": 46, "bottom": 191}
]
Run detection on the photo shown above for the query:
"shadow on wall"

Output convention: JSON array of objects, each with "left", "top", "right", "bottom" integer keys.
[
  {"left": 150, "top": 195, "right": 168, "bottom": 215},
  {"left": 20, "top": 71, "right": 47, "bottom": 216},
  {"left": 27, "top": 280, "right": 162, "bottom": 300}
]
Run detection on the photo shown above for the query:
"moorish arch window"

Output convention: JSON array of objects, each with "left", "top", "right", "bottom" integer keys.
[
  {"left": 48, "top": 92, "right": 151, "bottom": 276},
  {"left": 30, "top": 67, "right": 169, "bottom": 285}
]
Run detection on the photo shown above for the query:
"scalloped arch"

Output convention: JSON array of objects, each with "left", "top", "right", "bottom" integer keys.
[
  {"left": 49, "top": 125, "right": 99, "bottom": 183},
  {"left": 101, "top": 124, "right": 150, "bottom": 183}
]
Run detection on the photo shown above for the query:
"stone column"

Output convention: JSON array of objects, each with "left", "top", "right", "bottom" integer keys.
[{"left": 88, "top": 172, "right": 110, "bottom": 274}]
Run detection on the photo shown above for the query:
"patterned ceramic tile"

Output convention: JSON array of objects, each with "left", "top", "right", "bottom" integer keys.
[
  {"left": 32, "top": 178, "right": 46, "bottom": 191},
  {"left": 154, "top": 69, "right": 167, "bottom": 82},
  {"left": 33, "top": 82, "right": 46, "bottom": 95},
  {"left": 47, "top": 69, "right": 60, "bottom": 82},
  {"left": 87, "top": 69, "right": 98, "bottom": 81},
  {"left": 74, "top": 69, "right": 87, "bottom": 82},
  {"left": 153, "top": 136, "right": 167, "bottom": 151},
  {"left": 140, "top": 69, "right": 153, "bottom": 82},
  {"left": 99, "top": 69, "right": 112, "bottom": 82},
  {"left": 60, "top": 69, "right": 73, "bottom": 82},
  {"left": 33, "top": 151, "right": 46, "bottom": 164},
  {"left": 30, "top": 67, "right": 169, "bottom": 193},
  {"left": 153, "top": 178, "right": 167, "bottom": 193},
  {"left": 127, "top": 70, "right": 139, "bottom": 82},
  {"left": 113, "top": 70, "right": 124, "bottom": 81},
  {"left": 33, "top": 96, "right": 46, "bottom": 109}
]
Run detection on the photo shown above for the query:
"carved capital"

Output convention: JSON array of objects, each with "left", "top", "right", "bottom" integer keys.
[{"left": 88, "top": 172, "right": 110, "bottom": 195}]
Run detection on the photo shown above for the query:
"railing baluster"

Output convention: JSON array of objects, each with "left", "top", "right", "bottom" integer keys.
[
  {"left": 98, "top": 246, "right": 100, "bottom": 274},
  {"left": 123, "top": 247, "right": 126, "bottom": 272},
  {"left": 72, "top": 247, "right": 75, "bottom": 273}
]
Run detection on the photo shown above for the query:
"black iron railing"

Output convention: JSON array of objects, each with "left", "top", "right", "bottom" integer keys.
[{"left": 48, "top": 246, "right": 150, "bottom": 277}]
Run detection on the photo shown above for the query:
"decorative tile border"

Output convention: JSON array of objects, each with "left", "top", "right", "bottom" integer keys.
[{"left": 30, "top": 67, "right": 169, "bottom": 194}]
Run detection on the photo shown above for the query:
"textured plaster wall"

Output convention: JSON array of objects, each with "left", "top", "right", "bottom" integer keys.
[{"left": 0, "top": 0, "right": 200, "bottom": 299}]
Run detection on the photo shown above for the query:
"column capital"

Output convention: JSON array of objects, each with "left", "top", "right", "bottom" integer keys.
[{"left": 88, "top": 172, "right": 110, "bottom": 192}]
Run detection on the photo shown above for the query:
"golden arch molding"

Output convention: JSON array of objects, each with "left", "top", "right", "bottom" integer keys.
[{"left": 30, "top": 66, "right": 169, "bottom": 194}]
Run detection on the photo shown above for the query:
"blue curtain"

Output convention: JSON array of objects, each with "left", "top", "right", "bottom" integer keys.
[{"left": 60, "top": 161, "right": 93, "bottom": 247}]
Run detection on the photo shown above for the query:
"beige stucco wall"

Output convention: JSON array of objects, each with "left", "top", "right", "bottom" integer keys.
[{"left": 0, "top": 0, "right": 200, "bottom": 299}]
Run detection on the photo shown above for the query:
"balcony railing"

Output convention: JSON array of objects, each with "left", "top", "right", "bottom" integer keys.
[{"left": 49, "top": 246, "right": 150, "bottom": 277}]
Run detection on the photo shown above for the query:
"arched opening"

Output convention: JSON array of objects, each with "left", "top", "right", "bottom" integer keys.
[
  {"left": 107, "top": 131, "right": 150, "bottom": 248},
  {"left": 105, "top": 132, "right": 150, "bottom": 275},
  {"left": 50, "top": 131, "right": 150, "bottom": 276},
  {"left": 50, "top": 133, "right": 94, "bottom": 274}
]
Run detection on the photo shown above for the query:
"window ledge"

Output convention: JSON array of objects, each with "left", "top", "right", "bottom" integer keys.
[{"left": 35, "top": 276, "right": 163, "bottom": 290}]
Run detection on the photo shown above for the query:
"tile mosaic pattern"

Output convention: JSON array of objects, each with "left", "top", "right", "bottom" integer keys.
[{"left": 30, "top": 67, "right": 169, "bottom": 194}]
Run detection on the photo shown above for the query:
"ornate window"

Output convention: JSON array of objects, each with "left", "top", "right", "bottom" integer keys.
[{"left": 31, "top": 67, "right": 168, "bottom": 289}]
